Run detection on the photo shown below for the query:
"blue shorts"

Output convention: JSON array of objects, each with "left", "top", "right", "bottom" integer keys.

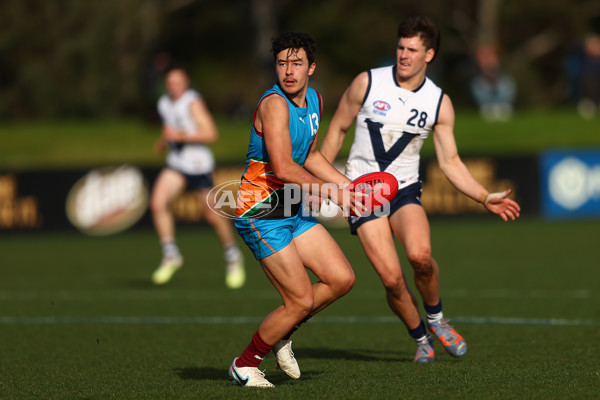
[
  {"left": 235, "top": 211, "right": 319, "bottom": 260},
  {"left": 348, "top": 181, "right": 423, "bottom": 234}
]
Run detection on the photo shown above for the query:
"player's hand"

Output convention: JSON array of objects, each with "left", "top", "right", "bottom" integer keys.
[
  {"left": 154, "top": 137, "right": 167, "bottom": 154},
  {"left": 163, "top": 126, "right": 181, "bottom": 142},
  {"left": 483, "top": 189, "right": 521, "bottom": 221},
  {"left": 334, "top": 183, "right": 367, "bottom": 218}
]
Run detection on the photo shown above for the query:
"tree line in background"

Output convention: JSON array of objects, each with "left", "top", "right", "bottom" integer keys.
[{"left": 1, "top": 0, "right": 598, "bottom": 119}]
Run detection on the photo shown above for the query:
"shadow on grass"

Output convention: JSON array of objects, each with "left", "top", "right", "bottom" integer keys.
[
  {"left": 299, "top": 347, "right": 410, "bottom": 363},
  {"left": 175, "top": 366, "right": 223, "bottom": 381},
  {"left": 174, "top": 366, "right": 322, "bottom": 385},
  {"left": 174, "top": 347, "right": 412, "bottom": 383}
]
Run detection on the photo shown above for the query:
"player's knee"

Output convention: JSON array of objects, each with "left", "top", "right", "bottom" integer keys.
[
  {"left": 290, "top": 296, "right": 314, "bottom": 317},
  {"left": 334, "top": 269, "right": 355, "bottom": 296},
  {"left": 202, "top": 206, "right": 217, "bottom": 225},
  {"left": 407, "top": 248, "right": 433, "bottom": 277},
  {"left": 380, "top": 269, "right": 406, "bottom": 291},
  {"left": 149, "top": 196, "right": 167, "bottom": 214}
]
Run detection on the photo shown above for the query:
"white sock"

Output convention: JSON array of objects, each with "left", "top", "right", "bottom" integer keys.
[
  {"left": 416, "top": 335, "right": 430, "bottom": 344},
  {"left": 224, "top": 245, "right": 241, "bottom": 263},
  {"left": 161, "top": 240, "right": 180, "bottom": 259},
  {"left": 427, "top": 312, "right": 444, "bottom": 324}
]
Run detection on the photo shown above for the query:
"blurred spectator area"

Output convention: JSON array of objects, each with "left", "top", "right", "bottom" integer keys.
[
  {"left": 470, "top": 44, "right": 517, "bottom": 121},
  {"left": 0, "top": 0, "right": 599, "bottom": 119},
  {"left": 565, "top": 33, "right": 600, "bottom": 118}
]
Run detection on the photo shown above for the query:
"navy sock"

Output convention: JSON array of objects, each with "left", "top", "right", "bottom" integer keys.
[
  {"left": 424, "top": 299, "right": 442, "bottom": 315},
  {"left": 408, "top": 320, "right": 428, "bottom": 342}
]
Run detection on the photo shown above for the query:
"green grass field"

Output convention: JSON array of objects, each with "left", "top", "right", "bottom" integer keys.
[
  {"left": 2, "top": 217, "right": 599, "bottom": 399},
  {"left": 2, "top": 111, "right": 599, "bottom": 398}
]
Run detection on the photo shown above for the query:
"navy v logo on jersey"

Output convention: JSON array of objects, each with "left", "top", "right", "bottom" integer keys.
[{"left": 365, "top": 118, "right": 419, "bottom": 172}]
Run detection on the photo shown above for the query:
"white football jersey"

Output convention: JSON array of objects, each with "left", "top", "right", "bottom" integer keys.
[
  {"left": 157, "top": 89, "right": 215, "bottom": 175},
  {"left": 346, "top": 65, "right": 443, "bottom": 189}
]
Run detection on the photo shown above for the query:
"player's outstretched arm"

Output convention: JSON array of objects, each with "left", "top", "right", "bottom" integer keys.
[{"left": 433, "top": 95, "right": 520, "bottom": 221}]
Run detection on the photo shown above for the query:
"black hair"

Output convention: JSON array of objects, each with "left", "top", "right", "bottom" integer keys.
[
  {"left": 271, "top": 32, "right": 317, "bottom": 65},
  {"left": 166, "top": 63, "right": 189, "bottom": 76},
  {"left": 397, "top": 16, "right": 440, "bottom": 63}
]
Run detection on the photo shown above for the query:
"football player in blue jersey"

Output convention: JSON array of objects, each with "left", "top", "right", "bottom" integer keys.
[
  {"left": 322, "top": 16, "right": 520, "bottom": 363},
  {"left": 228, "top": 32, "right": 365, "bottom": 388}
]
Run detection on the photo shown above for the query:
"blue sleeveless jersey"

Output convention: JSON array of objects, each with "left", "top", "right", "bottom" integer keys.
[{"left": 236, "top": 84, "right": 321, "bottom": 219}]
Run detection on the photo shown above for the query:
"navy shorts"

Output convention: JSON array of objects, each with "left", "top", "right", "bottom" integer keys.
[
  {"left": 348, "top": 180, "right": 423, "bottom": 234},
  {"left": 167, "top": 167, "right": 214, "bottom": 190}
]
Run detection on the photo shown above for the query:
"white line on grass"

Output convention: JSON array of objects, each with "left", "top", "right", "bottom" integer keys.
[
  {"left": 0, "top": 289, "right": 592, "bottom": 301},
  {"left": 0, "top": 316, "right": 598, "bottom": 326}
]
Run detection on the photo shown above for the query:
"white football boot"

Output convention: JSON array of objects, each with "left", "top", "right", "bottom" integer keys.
[
  {"left": 273, "top": 339, "right": 300, "bottom": 379},
  {"left": 228, "top": 358, "right": 274, "bottom": 388}
]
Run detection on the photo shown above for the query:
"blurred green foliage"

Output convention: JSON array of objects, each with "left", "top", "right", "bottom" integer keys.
[{"left": 1, "top": 0, "right": 599, "bottom": 119}]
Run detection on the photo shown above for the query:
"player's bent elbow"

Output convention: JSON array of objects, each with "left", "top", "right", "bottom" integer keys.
[
  {"left": 436, "top": 161, "right": 453, "bottom": 178},
  {"left": 271, "top": 164, "right": 296, "bottom": 183},
  {"left": 437, "top": 155, "right": 463, "bottom": 177},
  {"left": 204, "top": 130, "right": 219, "bottom": 144}
]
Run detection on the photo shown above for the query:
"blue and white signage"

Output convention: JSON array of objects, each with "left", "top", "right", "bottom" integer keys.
[{"left": 540, "top": 150, "right": 600, "bottom": 218}]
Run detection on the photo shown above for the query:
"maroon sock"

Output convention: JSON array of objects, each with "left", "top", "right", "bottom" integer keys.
[
  {"left": 236, "top": 331, "right": 274, "bottom": 368},
  {"left": 283, "top": 314, "right": 313, "bottom": 340}
]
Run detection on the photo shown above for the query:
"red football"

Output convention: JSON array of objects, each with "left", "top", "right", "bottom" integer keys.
[{"left": 350, "top": 171, "right": 399, "bottom": 213}]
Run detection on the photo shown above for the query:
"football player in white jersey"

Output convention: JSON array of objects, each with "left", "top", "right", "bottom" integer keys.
[
  {"left": 322, "top": 16, "right": 520, "bottom": 362},
  {"left": 150, "top": 67, "right": 246, "bottom": 289}
]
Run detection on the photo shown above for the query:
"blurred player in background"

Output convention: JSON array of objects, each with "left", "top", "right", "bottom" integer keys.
[
  {"left": 228, "top": 32, "right": 364, "bottom": 388},
  {"left": 322, "top": 16, "right": 521, "bottom": 363},
  {"left": 150, "top": 67, "right": 245, "bottom": 289}
]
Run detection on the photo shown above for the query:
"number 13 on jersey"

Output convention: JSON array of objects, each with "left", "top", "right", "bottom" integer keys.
[{"left": 309, "top": 112, "right": 319, "bottom": 136}]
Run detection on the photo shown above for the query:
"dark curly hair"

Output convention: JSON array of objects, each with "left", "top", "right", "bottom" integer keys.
[
  {"left": 397, "top": 16, "right": 440, "bottom": 63},
  {"left": 271, "top": 32, "right": 317, "bottom": 65}
]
